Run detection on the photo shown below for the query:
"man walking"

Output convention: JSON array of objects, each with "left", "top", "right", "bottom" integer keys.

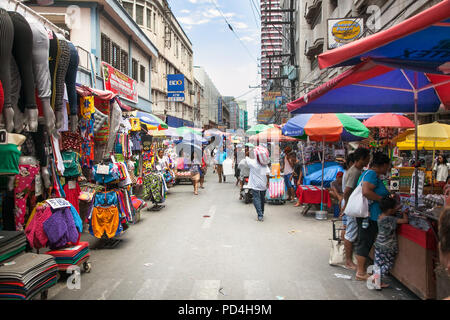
[
  {"left": 341, "top": 147, "right": 371, "bottom": 270},
  {"left": 244, "top": 146, "right": 270, "bottom": 222}
]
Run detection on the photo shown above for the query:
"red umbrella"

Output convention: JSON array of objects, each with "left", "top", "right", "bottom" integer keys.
[{"left": 363, "top": 113, "right": 415, "bottom": 128}]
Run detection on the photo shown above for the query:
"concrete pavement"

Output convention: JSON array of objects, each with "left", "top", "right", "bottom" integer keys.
[{"left": 47, "top": 171, "right": 418, "bottom": 300}]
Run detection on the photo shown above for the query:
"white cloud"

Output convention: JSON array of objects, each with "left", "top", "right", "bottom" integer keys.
[
  {"left": 202, "top": 8, "right": 221, "bottom": 18},
  {"left": 233, "top": 22, "right": 248, "bottom": 30},
  {"left": 240, "top": 36, "right": 257, "bottom": 43},
  {"left": 180, "top": 9, "right": 190, "bottom": 14},
  {"left": 178, "top": 16, "right": 211, "bottom": 26}
]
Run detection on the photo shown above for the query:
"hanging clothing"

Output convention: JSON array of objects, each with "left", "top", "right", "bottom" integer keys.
[
  {"left": 63, "top": 181, "right": 81, "bottom": 214},
  {"left": 43, "top": 206, "right": 79, "bottom": 250},
  {"left": 25, "top": 202, "right": 52, "bottom": 249},
  {"left": 14, "top": 164, "right": 40, "bottom": 230},
  {"left": 90, "top": 206, "right": 121, "bottom": 239}
]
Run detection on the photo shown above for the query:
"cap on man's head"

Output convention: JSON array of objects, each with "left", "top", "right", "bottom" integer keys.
[{"left": 336, "top": 171, "right": 344, "bottom": 177}]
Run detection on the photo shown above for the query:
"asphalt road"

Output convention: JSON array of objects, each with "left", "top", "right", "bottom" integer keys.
[{"left": 47, "top": 171, "right": 418, "bottom": 300}]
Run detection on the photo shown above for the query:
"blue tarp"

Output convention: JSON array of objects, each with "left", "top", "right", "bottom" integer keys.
[{"left": 302, "top": 162, "right": 344, "bottom": 188}]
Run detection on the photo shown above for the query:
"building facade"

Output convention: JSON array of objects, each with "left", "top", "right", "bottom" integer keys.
[
  {"left": 280, "top": 0, "right": 444, "bottom": 111},
  {"left": 193, "top": 66, "right": 222, "bottom": 129},
  {"left": 261, "top": 0, "right": 284, "bottom": 95},
  {"left": 120, "top": 0, "right": 196, "bottom": 126},
  {"left": 29, "top": 0, "right": 159, "bottom": 112}
]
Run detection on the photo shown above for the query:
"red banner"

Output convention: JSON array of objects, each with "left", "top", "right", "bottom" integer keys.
[{"left": 101, "top": 62, "right": 138, "bottom": 103}]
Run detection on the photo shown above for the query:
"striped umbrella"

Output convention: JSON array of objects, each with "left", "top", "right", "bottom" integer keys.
[{"left": 136, "top": 111, "right": 168, "bottom": 130}]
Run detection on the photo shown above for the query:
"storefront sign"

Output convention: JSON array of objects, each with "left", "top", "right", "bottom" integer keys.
[
  {"left": 264, "top": 91, "right": 281, "bottom": 101},
  {"left": 328, "top": 18, "right": 364, "bottom": 49},
  {"left": 218, "top": 98, "right": 223, "bottom": 124},
  {"left": 101, "top": 62, "right": 138, "bottom": 103},
  {"left": 167, "top": 74, "right": 185, "bottom": 92},
  {"left": 168, "top": 92, "right": 185, "bottom": 102}
]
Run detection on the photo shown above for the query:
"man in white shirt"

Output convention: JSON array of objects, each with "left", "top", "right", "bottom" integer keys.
[
  {"left": 244, "top": 154, "right": 270, "bottom": 222},
  {"left": 238, "top": 148, "right": 251, "bottom": 200}
]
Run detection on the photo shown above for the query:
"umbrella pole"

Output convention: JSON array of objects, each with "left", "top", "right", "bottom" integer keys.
[
  {"left": 321, "top": 136, "right": 325, "bottom": 211},
  {"left": 414, "top": 73, "right": 419, "bottom": 210},
  {"left": 431, "top": 142, "right": 435, "bottom": 193}
]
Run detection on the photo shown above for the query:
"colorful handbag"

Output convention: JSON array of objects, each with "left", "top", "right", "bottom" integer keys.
[{"left": 129, "top": 118, "right": 141, "bottom": 131}]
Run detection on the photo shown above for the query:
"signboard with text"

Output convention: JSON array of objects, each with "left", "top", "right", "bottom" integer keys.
[
  {"left": 101, "top": 62, "right": 138, "bottom": 103},
  {"left": 218, "top": 98, "right": 223, "bottom": 124},
  {"left": 327, "top": 18, "right": 364, "bottom": 50},
  {"left": 167, "top": 92, "right": 185, "bottom": 102},
  {"left": 167, "top": 74, "right": 185, "bottom": 92},
  {"left": 264, "top": 91, "right": 281, "bottom": 101}
]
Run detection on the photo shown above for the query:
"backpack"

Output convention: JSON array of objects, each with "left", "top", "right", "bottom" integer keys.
[{"left": 254, "top": 146, "right": 270, "bottom": 166}]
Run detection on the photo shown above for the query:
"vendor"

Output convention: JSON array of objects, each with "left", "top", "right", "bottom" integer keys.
[
  {"left": 329, "top": 171, "right": 344, "bottom": 209},
  {"left": 434, "top": 154, "right": 449, "bottom": 184}
]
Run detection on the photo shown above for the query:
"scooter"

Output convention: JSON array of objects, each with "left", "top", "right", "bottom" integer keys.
[{"left": 240, "top": 177, "right": 253, "bottom": 204}]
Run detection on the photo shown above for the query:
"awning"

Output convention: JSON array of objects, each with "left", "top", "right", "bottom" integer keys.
[
  {"left": 287, "top": 60, "right": 450, "bottom": 114},
  {"left": 318, "top": 0, "right": 450, "bottom": 74}
]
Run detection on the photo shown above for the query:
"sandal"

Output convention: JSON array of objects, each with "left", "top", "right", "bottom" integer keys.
[
  {"left": 355, "top": 273, "right": 370, "bottom": 281},
  {"left": 294, "top": 203, "right": 301, "bottom": 207}
]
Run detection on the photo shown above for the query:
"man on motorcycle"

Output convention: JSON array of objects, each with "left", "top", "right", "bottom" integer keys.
[{"left": 238, "top": 147, "right": 250, "bottom": 200}]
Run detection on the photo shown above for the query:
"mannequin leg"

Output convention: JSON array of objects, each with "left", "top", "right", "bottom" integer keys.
[
  {"left": 54, "top": 37, "right": 70, "bottom": 131},
  {"left": 10, "top": 59, "right": 25, "bottom": 133},
  {"left": 8, "top": 12, "right": 37, "bottom": 112},
  {"left": 0, "top": 9, "right": 14, "bottom": 132},
  {"left": 65, "top": 42, "right": 79, "bottom": 116}
]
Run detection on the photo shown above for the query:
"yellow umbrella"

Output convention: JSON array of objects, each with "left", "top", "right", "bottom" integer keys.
[
  {"left": 399, "top": 122, "right": 450, "bottom": 190},
  {"left": 397, "top": 139, "right": 450, "bottom": 151}
]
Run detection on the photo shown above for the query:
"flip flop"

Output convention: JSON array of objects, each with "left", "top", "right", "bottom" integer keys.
[{"left": 355, "top": 274, "right": 370, "bottom": 281}]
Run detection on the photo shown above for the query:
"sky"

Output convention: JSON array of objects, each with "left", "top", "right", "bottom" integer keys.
[{"left": 168, "top": 0, "right": 261, "bottom": 125}]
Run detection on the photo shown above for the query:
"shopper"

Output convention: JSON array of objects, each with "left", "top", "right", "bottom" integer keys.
[
  {"left": 330, "top": 171, "right": 344, "bottom": 208},
  {"left": 215, "top": 145, "right": 227, "bottom": 183},
  {"left": 341, "top": 148, "right": 371, "bottom": 270},
  {"left": 290, "top": 152, "right": 303, "bottom": 189},
  {"left": 199, "top": 150, "right": 207, "bottom": 189},
  {"left": 355, "top": 152, "right": 391, "bottom": 281},
  {"left": 373, "top": 196, "right": 408, "bottom": 288},
  {"left": 238, "top": 147, "right": 251, "bottom": 199},
  {"left": 281, "top": 146, "right": 295, "bottom": 201},
  {"left": 190, "top": 151, "right": 202, "bottom": 195},
  {"left": 434, "top": 154, "right": 449, "bottom": 184},
  {"left": 244, "top": 147, "right": 270, "bottom": 222}
]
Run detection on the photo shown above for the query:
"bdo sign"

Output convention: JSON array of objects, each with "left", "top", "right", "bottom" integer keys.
[{"left": 167, "top": 74, "right": 185, "bottom": 92}]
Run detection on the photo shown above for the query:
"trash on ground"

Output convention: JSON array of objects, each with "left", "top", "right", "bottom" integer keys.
[
  {"left": 276, "top": 296, "right": 285, "bottom": 300},
  {"left": 203, "top": 215, "right": 210, "bottom": 218},
  {"left": 288, "top": 230, "right": 300, "bottom": 234},
  {"left": 396, "top": 287, "right": 402, "bottom": 291},
  {"left": 334, "top": 273, "right": 352, "bottom": 280},
  {"left": 144, "top": 263, "right": 154, "bottom": 267}
]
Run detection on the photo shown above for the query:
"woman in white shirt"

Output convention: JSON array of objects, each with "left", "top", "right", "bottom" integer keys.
[{"left": 434, "top": 154, "right": 449, "bottom": 183}]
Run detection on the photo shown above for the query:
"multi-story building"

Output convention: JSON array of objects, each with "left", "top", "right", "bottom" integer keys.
[
  {"left": 29, "top": 0, "right": 158, "bottom": 113},
  {"left": 236, "top": 100, "right": 248, "bottom": 130},
  {"left": 261, "top": 0, "right": 284, "bottom": 94},
  {"left": 120, "top": 0, "right": 196, "bottom": 127},
  {"left": 223, "top": 97, "right": 240, "bottom": 131},
  {"left": 193, "top": 66, "right": 222, "bottom": 129},
  {"left": 280, "top": 0, "right": 444, "bottom": 113}
]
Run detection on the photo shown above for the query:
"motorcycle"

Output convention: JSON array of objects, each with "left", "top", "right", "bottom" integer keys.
[{"left": 240, "top": 177, "right": 253, "bottom": 204}]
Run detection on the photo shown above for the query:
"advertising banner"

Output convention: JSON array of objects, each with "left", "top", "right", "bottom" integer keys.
[
  {"left": 167, "top": 74, "right": 185, "bottom": 92},
  {"left": 101, "top": 62, "right": 138, "bottom": 103},
  {"left": 327, "top": 18, "right": 364, "bottom": 49},
  {"left": 218, "top": 98, "right": 223, "bottom": 124},
  {"left": 264, "top": 91, "right": 281, "bottom": 101},
  {"left": 168, "top": 92, "right": 185, "bottom": 102}
]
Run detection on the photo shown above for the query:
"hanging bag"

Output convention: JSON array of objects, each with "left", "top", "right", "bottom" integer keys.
[{"left": 343, "top": 171, "right": 370, "bottom": 218}]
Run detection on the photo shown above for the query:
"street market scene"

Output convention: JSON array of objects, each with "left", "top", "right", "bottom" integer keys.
[{"left": 0, "top": 0, "right": 449, "bottom": 303}]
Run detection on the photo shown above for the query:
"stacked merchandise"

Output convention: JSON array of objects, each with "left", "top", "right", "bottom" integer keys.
[
  {"left": 25, "top": 201, "right": 82, "bottom": 250},
  {"left": 0, "top": 231, "right": 27, "bottom": 262},
  {"left": 46, "top": 241, "right": 90, "bottom": 272},
  {"left": 0, "top": 253, "right": 58, "bottom": 300}
]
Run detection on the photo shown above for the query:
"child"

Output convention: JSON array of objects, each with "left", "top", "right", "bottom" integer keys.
[{"left": 374, "top": 196, "right": 409, "bottom": 288}]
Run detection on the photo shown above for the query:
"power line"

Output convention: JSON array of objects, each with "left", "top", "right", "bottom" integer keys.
[
  {"left": 248, "top": 0, "right": 260, "bottom": 29},
  {"left": 209, "top": 0, "right": 258, "bottom": 64},
  {"left": 250, "top": 0, "right": 261, "bottom": 18}
]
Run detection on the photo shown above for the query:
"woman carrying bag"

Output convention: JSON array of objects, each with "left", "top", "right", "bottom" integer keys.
[
  {"left": 353, "top": 152, "right": 391, "bottom": 281},
  {"left": 190, "top": 151, "right": 202, "bottom": 195},
  {"left": 344, "top": 152, "right": 391, "bottom": 281}
]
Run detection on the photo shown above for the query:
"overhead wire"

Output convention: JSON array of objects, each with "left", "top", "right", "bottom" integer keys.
[{"left": 209, "top": 0, "right": 258, "bottom": 64}]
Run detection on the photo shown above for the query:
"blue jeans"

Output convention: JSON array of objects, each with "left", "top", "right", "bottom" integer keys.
[
  {"left": 252, "top": 189, "right": 266, "bottom": 218},
  {"left": 284, "top": 173, "right": 293, "bottom": 189}
]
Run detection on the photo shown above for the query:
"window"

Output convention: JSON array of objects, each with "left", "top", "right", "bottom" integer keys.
[
  {"left": 153, "top": 12, "right": 156, "bottom": 32},
  {"left": 111, "top": 42, "right": 120, "bottom": 69},
  {"left": 123, "top": 2, "right": 133, "bottom": 18},
  {"left": 140, "top": 65, "right": 146, "bottom": 83},
  {"left": 147, "top": 8, "right": 152, "bottom": 29},
  {"left": 132, "top": 59, "right": 139, "bottom": 81},
  {"left": 101, "top": 33, "right": 111, "bottom": 64},
  {"left": 120, "top": 50, "right": 129, "bottom": 74},
  {"left": 136, "top": 4, "right": 144, "bottom": 26}
]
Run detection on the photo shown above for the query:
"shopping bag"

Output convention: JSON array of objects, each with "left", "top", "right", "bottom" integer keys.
[
  {"left": 267, "top": 177, "right": 286, "bottom": 200},
  {"left": 343, "top": 171, "right": 370, "bottom": 218},
  {"left": 329, "top": 240, "right": 346, "bottom": 266},
  {"left": 223, "top": 158, "right": 234, "bottom": 176},
  {"left": 177, "top": 158, "right": 185, "bottom": 171},
  {"left": 254, "top": 146, "right": 270, "bottom": 166}
]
